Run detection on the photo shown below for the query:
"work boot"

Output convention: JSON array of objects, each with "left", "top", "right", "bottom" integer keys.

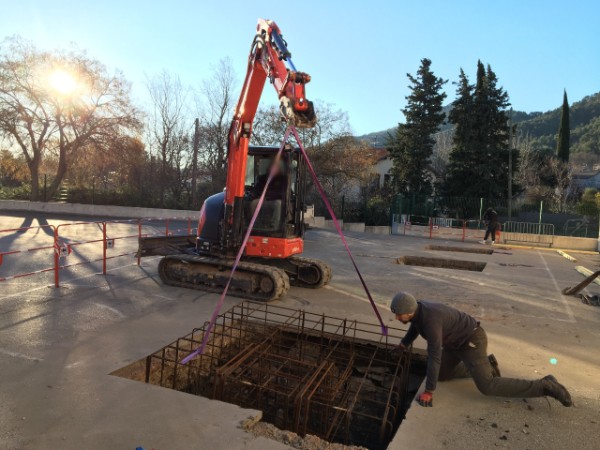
[
  {"left": 488, "top": 354, "right": 501, "bottom": 377},
  {"left": 542, "top": 375, "right": 573, "bottom": 407}
]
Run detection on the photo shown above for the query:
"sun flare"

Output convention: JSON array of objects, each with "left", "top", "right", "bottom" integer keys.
[{"left": 48, "top": 69, "right": 77, "bottom": 95}]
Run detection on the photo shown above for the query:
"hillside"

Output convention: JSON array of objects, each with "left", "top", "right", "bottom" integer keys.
[
  {"left": 357, "top": 91, "right": 600, "bottom": 154},
  {"left": 517, "top": 92, "right": 600, "bottom": 154}
]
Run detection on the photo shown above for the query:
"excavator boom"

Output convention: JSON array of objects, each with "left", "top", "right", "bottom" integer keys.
[{"left": 222, "top": 19, "right": 317, "bottom": 250}]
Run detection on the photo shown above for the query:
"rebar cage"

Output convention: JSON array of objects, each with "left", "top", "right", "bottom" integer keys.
[{"left": 144, "top": 301, "right": 412, "bottom": 449}]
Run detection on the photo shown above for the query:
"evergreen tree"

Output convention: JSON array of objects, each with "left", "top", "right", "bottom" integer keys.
[
  {"left": 388, "top": 58, "right": 447, "bottom": 196},
  {"left": 443, "top": 61, "right": 517, "bottom": 201},
  {"left": 556, "top": 90, "right": 570, "bottom": 162},
  {"left": 443, "top": 69, "right": 476, "bottom": 197}
]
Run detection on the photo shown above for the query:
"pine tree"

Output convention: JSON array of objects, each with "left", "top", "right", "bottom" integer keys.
[
  {"left": 388, "top": 58, "right": 447, "bottom": 196},
  {"left": 556, "top": 90, "right": 570, "bottom": 162},
  {"left": 443, "top": 61, "right": 516, "bottom": 200},
  {"left": 480, "top": 63, "right": 511, "bottom": 199},
  {"left": 443, "top": 69, "right": 476, "bottom": 197}
]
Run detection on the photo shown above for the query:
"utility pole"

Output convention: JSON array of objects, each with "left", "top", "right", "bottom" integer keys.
[
  {"left": 191, "top": 118, "right": 200, "bottom": 208},
  {"left": 508, "top": 108, "right": 513, "bottom": 221}
]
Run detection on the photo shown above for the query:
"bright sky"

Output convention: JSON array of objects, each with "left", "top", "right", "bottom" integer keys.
[{"left": 2, "top": 0, "right": 598, "bottom": 135}]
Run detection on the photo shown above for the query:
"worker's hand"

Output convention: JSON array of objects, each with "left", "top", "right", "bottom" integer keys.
[
  {"left": 391, "top": 342, "right": 406, "bottom": 355},
  {"left": 417, "top": 391, "right": 433, "bottom": 407}
]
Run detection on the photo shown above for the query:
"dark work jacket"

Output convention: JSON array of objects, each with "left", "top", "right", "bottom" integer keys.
[
  {"left": 401, "top": 301, "right": 478, "bottom": 391},
  {"left": 483, "top": 209, "right": 498, "bottom": 223}
]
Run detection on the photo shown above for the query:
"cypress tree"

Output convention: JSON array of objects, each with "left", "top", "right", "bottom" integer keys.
[
  {"left": 444, "top": 69, "right": 476, "bottom": 197},
  {"left": 443, "top": 61, "right": 515, "bottom": 200},
  {"left": 556, "top": 90, "right": 570, "bottom": 162},
  {"left": 481, "top": 63, "right": 511, "bottom": 199},
  {"left": 388, "top": 58, "right": 447, "bottom": 196}
]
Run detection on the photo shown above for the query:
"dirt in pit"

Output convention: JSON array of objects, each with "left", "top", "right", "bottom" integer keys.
[
  {"left": 426, "top": 244, "right": 494, "bottom": 255},
  {"left": 396, "top": 255, "right": 486, "bottom": 272},
  {"left": 244, "top": 420, "right": 368, "bottom": 450}
]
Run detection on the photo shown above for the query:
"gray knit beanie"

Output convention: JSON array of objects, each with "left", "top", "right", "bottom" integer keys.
[{"left": 390, "top": 292, "right": 418, "bottom": 315}]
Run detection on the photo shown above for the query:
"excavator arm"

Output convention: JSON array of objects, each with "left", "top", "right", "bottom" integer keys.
[{"left": 223, "top": 19, "right": 316, "bottom": 250}]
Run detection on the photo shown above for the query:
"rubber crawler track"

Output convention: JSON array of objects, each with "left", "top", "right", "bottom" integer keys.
[
  {"left": 158, "top": 255, "right": 290, "bottom": 302},
  {"left": 288, "top": 256, "right": 332, "bottom": 289}
]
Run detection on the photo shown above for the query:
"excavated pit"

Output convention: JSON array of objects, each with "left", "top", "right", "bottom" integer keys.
[
  {"left": 396, "top": 255, "right": 486, "bottom": 272},
  {"left": 112, "top": 301, "right": 425, "bottom": 450},
  {"left": 426, "top": 244, "right": 494, "bottom": 255}
]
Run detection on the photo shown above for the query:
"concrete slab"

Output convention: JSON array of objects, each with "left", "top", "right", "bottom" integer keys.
[{"left": 1, "top": 215, "right": 600, "bottom": 449}]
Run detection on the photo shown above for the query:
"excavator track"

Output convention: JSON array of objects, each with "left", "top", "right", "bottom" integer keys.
[
  {"left": 248, "top": 256, "right": 332, "bottom": 289},
  {"left": 288, "top": 256, "right": 332, "bottom": 288},
  {"left": 158, "top": 255, "right": 290, "bottom": 302}
]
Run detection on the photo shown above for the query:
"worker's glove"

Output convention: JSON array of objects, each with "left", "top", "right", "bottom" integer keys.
[
  {"left": 391, "top": 342, "right": 406, "bottom": 355},
  {"left": 417, "top": 391, "right": 433, "bottom": 407}
]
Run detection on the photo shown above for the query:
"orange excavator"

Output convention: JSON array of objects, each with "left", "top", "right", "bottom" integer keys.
[{"left": 138, "top": 19, "right": 331, "bottom": 301}]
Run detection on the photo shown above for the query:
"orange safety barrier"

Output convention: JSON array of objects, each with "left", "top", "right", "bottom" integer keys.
[
  {"left": 394, "top": 217, "right": 502, "bottom": 244},
  {"left": 104, "top": 219, "right": 142, "bottom": 271},
  {"left": 138, "top": 217, "right": 194, "bottom": 238},
  {"left": 0, "top": 217, "right": 197, "bottom": 287},
  {"left": 0, "top": 224, "right": 57, "bottom": 282}
]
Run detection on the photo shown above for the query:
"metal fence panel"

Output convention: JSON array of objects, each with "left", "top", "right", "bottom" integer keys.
[{"left": 503, "top": 221, "right": 554, "bottom": 246}]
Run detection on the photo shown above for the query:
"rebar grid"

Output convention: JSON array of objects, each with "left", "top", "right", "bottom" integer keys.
[{"left": 144, "top": 301, "right": 412, "bottom": 449}]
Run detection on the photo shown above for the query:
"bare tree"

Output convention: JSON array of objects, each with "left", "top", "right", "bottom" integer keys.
[
  {"left": 297, "top": 101, "right": 352, "bottom": 150},
  {"left": 546, "top": 157, "right": 573, "bottom": 213},
  {"left": 253, "top": 101, "right": 376, "bottom": 211},
  {"left": 146, "top": 70, "right": 191, "bottom": 207},
  {"left": 251, "top": 104, "right": 286, "bottom": 146},
  {"left": 0, "top": 36, "right": 141, "bottom": 200},
  {"left": 198, "top": 58, "right": 237, "bottom": 193},
  {"left": 515, "top": 132, "right": 540, "bottom": 193},
  {"left": 312, "top": 135, "right": 379, "bottom": 202},
  {"left": 190, "top": 118, "right": 200, "bottom": 208},
  {"left": 0, "top": 148, "right": 28, "bottom": 187},
  {"left": 69, "top": 136, "right": 145, "bottom": 189}
]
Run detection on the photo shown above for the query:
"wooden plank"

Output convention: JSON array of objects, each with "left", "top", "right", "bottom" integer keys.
[
  {"left": 575, "top": 265, "right": 600, "bottom": 286},
  {"left": 557, "top": 250, "right": 577, "bottom": 263}
]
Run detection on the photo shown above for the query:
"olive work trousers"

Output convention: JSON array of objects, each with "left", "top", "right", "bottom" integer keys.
[{"left": 438, "top": 327, "right": 545, "bottom": 398}]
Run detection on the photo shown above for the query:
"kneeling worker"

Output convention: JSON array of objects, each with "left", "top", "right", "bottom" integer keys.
[{"left": 391, "top": 292, "right": 572, "bottom": 408}]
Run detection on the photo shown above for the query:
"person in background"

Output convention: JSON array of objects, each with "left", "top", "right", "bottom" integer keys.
[
  {"left": 391, "top": 292, "right": 573, "bottom": 408},
  {"left": 480, "top": 207, "right": 500, "bottom": 244}
]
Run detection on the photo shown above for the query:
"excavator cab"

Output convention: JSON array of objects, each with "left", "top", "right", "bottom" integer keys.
[
  {"left": 190, "top": 145, "right": 305, "bottom": 259},
  {"left": 244, "top": 145, "right": 304, "bottom": 239}
]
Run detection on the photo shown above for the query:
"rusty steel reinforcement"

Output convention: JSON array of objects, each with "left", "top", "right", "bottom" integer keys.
[{"left": 143, "top": 301, "right": 412, "bottom": 449}]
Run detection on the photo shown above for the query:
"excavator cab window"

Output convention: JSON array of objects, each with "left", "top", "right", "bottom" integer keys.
[{"left": 244, "top": 146, "right": 302, "bottom": 237}]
